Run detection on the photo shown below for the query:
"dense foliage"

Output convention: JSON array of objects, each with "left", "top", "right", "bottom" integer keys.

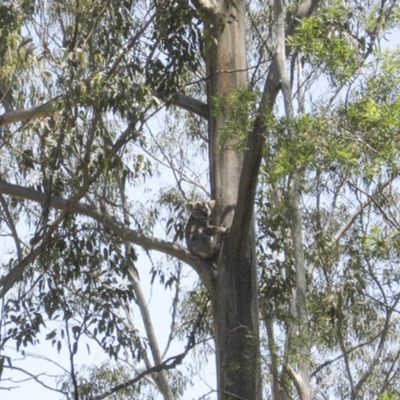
[{"left": 1, "top": 0, "right": 400, "bottom": 399}]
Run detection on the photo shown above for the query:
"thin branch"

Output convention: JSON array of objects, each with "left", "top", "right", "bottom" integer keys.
[
  {"left": 17, "top": 350, "right": 71, "bottom": 375},
  {"left": 92, "top": 300, "right": 208, "bottom": 400},
  {"left": 3, "top": 365, "right": 67, "bottom": 395},
  {"left": 105, "top": 1, "right": 163, "bottom": 80},
  {"left": 330, "top": 178, "right": 392, "bottom": 244},
  {"left": 81, "top": 0, "right": 110, "bottom": 49},
  {"left": 376, "top": 348, "right": 400, "bottom": 398},
  {"left": 64, "top": 317, "right": 79, "bottom": 400},
  {"left": 162, "top": 264, "right": 181, "bottom": 359},
  {"left": 83, "top": 329, "right": 156, "bottom": 388},
  {"left": 349, "top": 179, "right": 400, "bottom": 230},
  {"left": 0, "top": 194, "right": 22, "bottom": 261},
  {"left": 353, "top": 294, "right": 400, "bottom": 396},
  {"left": 0, "top": 80, "right": 13, "bottom": 111},
  {"left": 311, "top": 327, "right": 390, "bottom": 378},
  {"left": 139, "top": 137, "right": 209, "bottom": 197},
  {"left": 108, "top": 306, "right": 155, "bottom": 373},
  {"left": 337, "top": 311, "right": 355, "bottom": 395},
  {"left": 322, "top": 177, "right": 347, "bottom": 235}
]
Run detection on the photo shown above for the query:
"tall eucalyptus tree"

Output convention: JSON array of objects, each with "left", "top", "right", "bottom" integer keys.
[{"left": 1, "top": 1, "right": 400, "bottom": 399}]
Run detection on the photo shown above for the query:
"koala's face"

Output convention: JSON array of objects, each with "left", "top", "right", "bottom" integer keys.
[{"left": 187, "top": 200, "right": 215, "bottom": 220}]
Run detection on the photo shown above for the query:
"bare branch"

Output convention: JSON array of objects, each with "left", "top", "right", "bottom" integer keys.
[
  {"left": 0, "top": 96, "right": 64, "bottom": 126},
  {"left": 115, "top": 166, "right": 175, "bottom": 400},
  {"left": 108, "top": 306, "right": 155, "bottom": 373},
  {"left": 0, "top": 179, "right": 214, "bottom": 294},
  {"left": 171, "top": 93, "right": 208, "bottom": 119}
]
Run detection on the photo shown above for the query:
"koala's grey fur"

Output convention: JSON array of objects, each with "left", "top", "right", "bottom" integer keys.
[{"left": 185, "top": 200, "right": 227, "bottom": 259}]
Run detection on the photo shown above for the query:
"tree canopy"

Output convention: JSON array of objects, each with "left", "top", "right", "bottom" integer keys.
[{"left": 1, "top": 0, "right": 400, "bottom": 399}]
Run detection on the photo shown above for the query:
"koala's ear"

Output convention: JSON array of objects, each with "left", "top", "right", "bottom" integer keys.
[
  {"left": 209, "top": 200, "right": 216, "bottom": 208},
  {"left": 185, "top": 202, "right": 195, "bottom": 211}
]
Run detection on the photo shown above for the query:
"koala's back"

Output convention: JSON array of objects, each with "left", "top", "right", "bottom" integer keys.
[{"left": 185, "top": 201, "right": 216, "bottom": 259}]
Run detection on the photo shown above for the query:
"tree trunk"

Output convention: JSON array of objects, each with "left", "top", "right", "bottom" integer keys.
[{"left": 204, "top": 1, "right": 262, "bottom": 399}]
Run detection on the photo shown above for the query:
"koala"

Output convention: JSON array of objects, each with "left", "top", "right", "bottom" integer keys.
[{"left": 185, "top": 200, "right": 228, "bottom": 259}]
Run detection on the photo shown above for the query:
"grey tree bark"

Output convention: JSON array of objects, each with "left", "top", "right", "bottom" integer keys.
[
  {"left": 196, "top": 1, "right": 262, "bottom": 399},
  {"left": 195, "top": 0, "right": 319, "bottom": 398}
]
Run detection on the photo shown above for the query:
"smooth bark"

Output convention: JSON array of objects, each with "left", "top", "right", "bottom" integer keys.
[{"left": 199, "top": 1, "right": 262, "bottom": 399}]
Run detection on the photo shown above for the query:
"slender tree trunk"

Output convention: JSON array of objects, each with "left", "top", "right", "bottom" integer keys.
[
  {"left": 118, "top": 172, "right": 175, "bottom": 400},
  {"left": 287, "top": 177, "right": 311, "bottom": 400},
  {"left": 264, "top": 312, "right": 289, "bottom": 400},
  {"left": 274, "top": 0, "right": 311, "bottom": 396},
  {"left": 203, "top": 1, "right": 262, "bottom": 399}
]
